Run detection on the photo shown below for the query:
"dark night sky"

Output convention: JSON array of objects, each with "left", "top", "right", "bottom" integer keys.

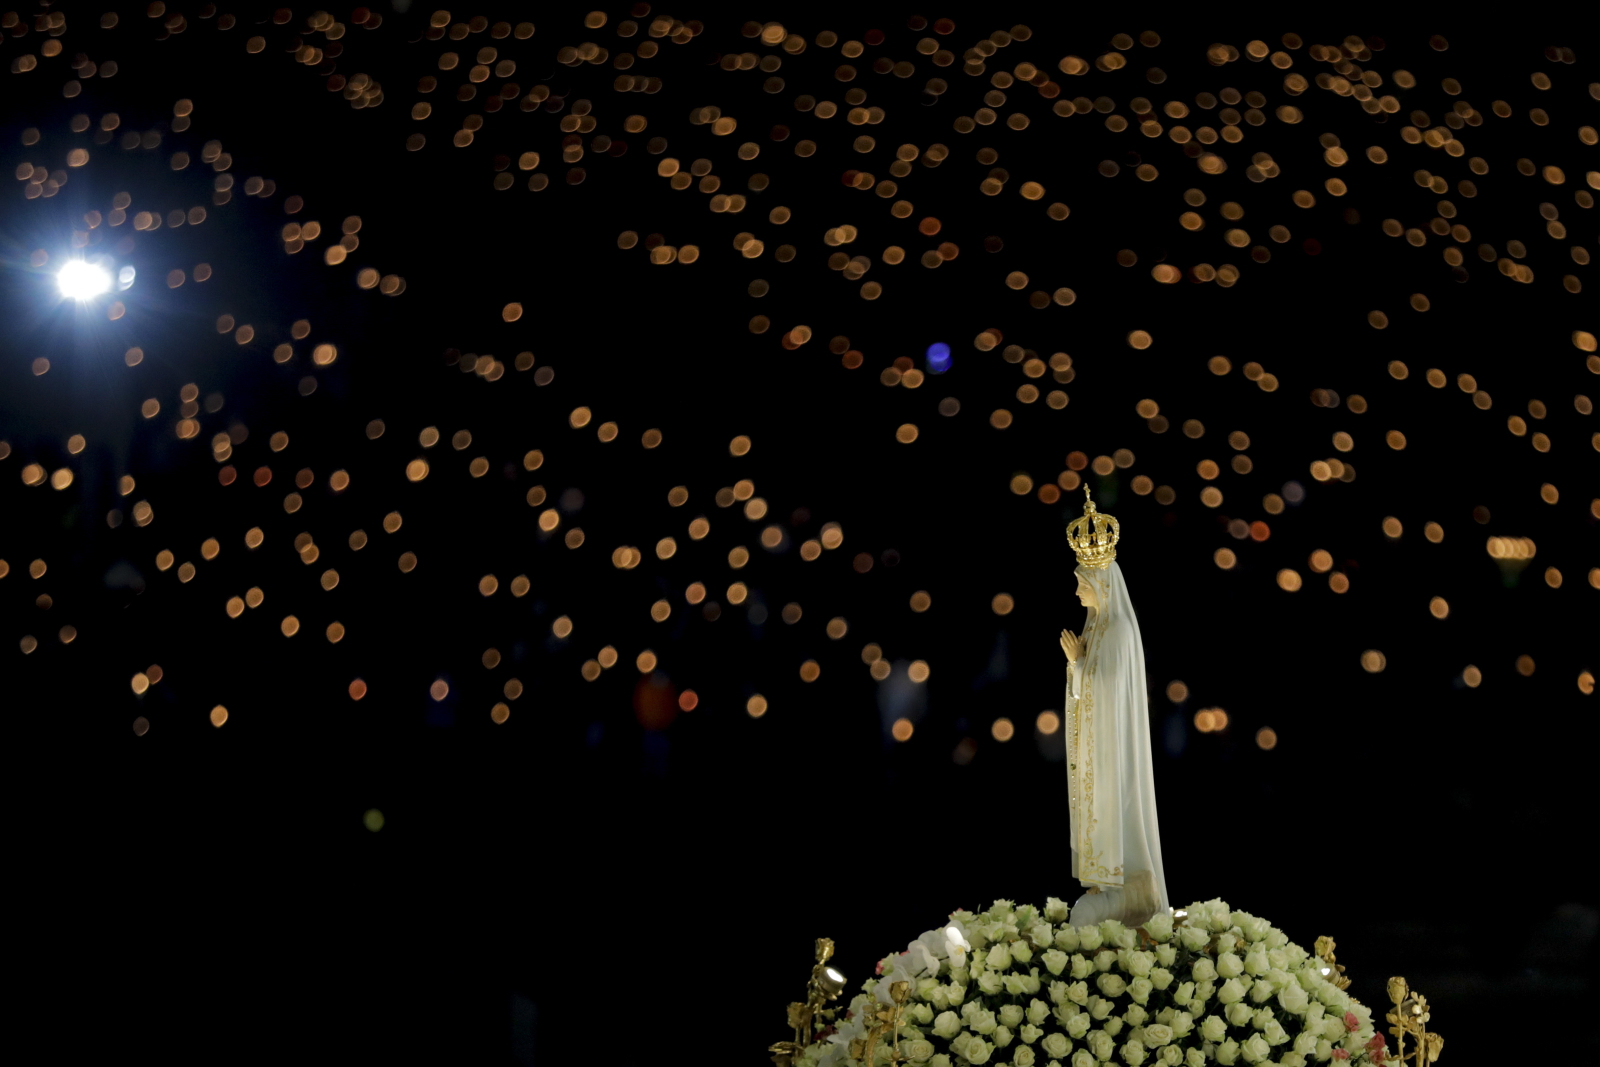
[{"left": 2, "top": 6, "right": 1596, "bottom": 1063}]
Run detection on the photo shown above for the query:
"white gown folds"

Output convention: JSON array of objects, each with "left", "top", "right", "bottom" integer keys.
[{"left": 1064, "top": 559, "right": 1169, "bottom": 927}]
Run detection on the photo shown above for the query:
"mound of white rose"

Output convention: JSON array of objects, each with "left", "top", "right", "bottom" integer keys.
[{"left": 796, "top": 897, "right": 1393, "bottom": 1067}]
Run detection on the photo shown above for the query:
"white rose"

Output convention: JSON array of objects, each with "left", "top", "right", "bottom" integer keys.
[
  {"left": 1127, "top": 978, "right": 1153, "bottom": 1005},
  {"left": 1067, "top": 1012, "right": 1092, "bottom": 1039},
  {"left": 1185, "top": 1050, "right": 1206, "bottom": 1067},
  {"left": 1142, "top": 912, "right": 1174, "bottom": 942},
  {"left": 1073, "top": 1049, "right": 1096, "bottom": 1067},
  {"left": 932, "top": 1011, "right": 962, "bottom": 1039},
  {"left": 1028, "top": 999, "right": 1051, "bottom": 1026},
  {"left": 1263, "top": 1019, "right": 1289, "bottom": 1046},
  {"left": 1029, "top": 923, "right": 1056, "bottom": 947},
  {"left": 1155, "top": 944, "right": 1177, "bottom": 968},
  {"left": 905, "top": 1039, "right": 936, "bottom": 1063},
  {"left": 1216, "top": 934, "right": 1239, "bottom": 954},
  {"left": 993, "top": 1025, "right": 1014, "bottom": 1049},
  {"left": 1239, "top": 1034, "right": 1270, "bottom": 1064},
  {"left": 1103, "top": 1018, "right": 1124, "bottom": 1039},
  {"left": 1043, "top": 950, "right": 1071, "bottom": 977},
  {"left": 1172, "top": 983, "right": 1194, "bottom": 1007},
  {"left": 1243, "top": 947, "right": 1270, "bottom": 977},
  {"left": 1046, "top": 897, "right": 1072, "bottom": 922},
  {"left": 1042, "top": 1032, "right": 1072, "bottom": 1059},
  {"left": 966, "top": 1037, "right": 994, "bottom": 1065},
  {"left": 1215, "top": 953, "right": 1244, "bottom": 979},
  {"left": 1089, "top": 996, "right": 1114, "bottom": 1020},
  {"left": 1050, "top": 981, "right": 1070, "bottom": 1005},
  {"left": 1200, "top": 1015, "right": 1227, "bottom": 1042},
  {"left": 1277, "top": 984, "right": 1309, "bottom": 1015},
  {"left": 989, "top": 943, "right": 1014, "bottom": 972},
  {"left": 1124, "top": 1004, "right": 1148, "bottom": 1027},
  {"left": 972, "top": 1009, "right": 999, "bottom": 1035},
  {"left": 1293, "top": 1031, "right": 1318, "bottom": 1055},
  {"left": 1005, "top": 973, "right": 1032, "bottom": 995},
  {"left": 1072, "top": 956, "right": 1097, "bottom": 980},
  {"left": 1121, "top": 1038, "right": 1147, "bottom": 1065},
  {"left": 1225, "top": 1002, "right": 1253, "bottom": 1028},
  {"left": 1216, "top": 979, "right": 1246, "bottom": 1005},
  {"left": 1013, "top": 940, "right": 1036, "bottom": 966},
  {"left": 1249, "top": 980, "right": 1275, "bottom": 1005},
  {"left": 928, "top": 986, "right": 950, "bottom": 1012},
  {"left": 1150, "top": 969, "right": 1174, "bottom": 992},
  {"left": 929, "top": 1056, "right": 951, "bottom": 1067},
  {"left": 1126, "top": 952, "right": 1155, "bottom": 978},
  {"left": 1088, "top": 1030, "right": 1115, "bottom": 1062},
  {"left": 1056, "top": 926, "right": 1082, "bottom": 952},
  {"left": 946, "top": 982, "right": 967, "bottom": 1007},
  {"left": 1215, "top": 1039, "right": 1240, "bottom": 1065},
  {"left": 1020, "top": 1023, "right": 1043, "bottom": 1044},
  {"left": 1142, "top": 1024, "right": 1174, "bottom": 1047},
  {"left": 1237, "top": 915, "right": 1271, "bottom": 943},
  {"left": 949, "top": 1032, "right": 972, "bottom": 1057},
  {"left": 1277, "top": 1054, "right": 1305, "bottom": 1067},
  {"left": 1000, "top": 1005, "right": 1025, "bottom": 1028},
  {"left": 978, "top": 970, "right": 1005, "bottom": 996},
  {"left": 1014, "top": 1045, "right": 1037, "bottom": 1067},
  {"left": 911, "top": 1003, "right": 935, "bottom": 1025},
  {"left": 1096, "top": 974, "right": 1128, "bottom": 998},
  {"left": 1095, "top": 951, "right": 1118, "bottom": 973},
  {"left": 1079, "top": 927, "right": 1104, "bottom": 952},
  {"left": 1267, "top": 949, "right": 1289, "bottom": 972},
  {"left": 1191, "top": 959, "right": 1217, "bottom": 983},
  {"left": 1178, "top": 926, "right": 1211, "bottom": 953}
]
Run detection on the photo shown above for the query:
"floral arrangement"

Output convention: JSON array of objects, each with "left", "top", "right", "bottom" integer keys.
[{"left": 792, "top": 898, "right": 1395, "bottom": 1067}]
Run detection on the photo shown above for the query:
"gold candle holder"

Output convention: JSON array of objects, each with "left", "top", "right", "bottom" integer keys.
[
  {"left": 770, "top": 937, "right": 847, "bottom": 1066},
  {"left": 1386, "top": 977, "right": 1445, "bottom": 1066}
]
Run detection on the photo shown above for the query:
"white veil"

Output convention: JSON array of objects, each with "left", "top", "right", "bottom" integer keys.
[{"left": 1065, "top": 559, "right": 1169, "bottom": 926}]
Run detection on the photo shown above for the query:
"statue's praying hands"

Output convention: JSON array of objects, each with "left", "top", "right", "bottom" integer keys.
[{"left": 1059, "top": 628, "right": 1084, "bottom": 663}]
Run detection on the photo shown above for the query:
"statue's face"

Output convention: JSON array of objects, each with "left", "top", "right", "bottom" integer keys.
[{"left": 1075, "top": 574, "right": 1098, "bottom": 609}]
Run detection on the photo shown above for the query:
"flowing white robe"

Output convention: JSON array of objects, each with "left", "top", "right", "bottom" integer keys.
[{"left": 1064, "top": 560, "right": 1169, "bottom": 927}]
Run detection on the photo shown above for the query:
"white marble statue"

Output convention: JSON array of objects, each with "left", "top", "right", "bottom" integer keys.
[{"left": 1057, "top": 487, "right": 1169, "bottom": 929}]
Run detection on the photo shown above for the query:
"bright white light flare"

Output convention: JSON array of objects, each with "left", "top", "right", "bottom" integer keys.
[{"left": 57, "top": 260, "right": 112, "bottom": 300}]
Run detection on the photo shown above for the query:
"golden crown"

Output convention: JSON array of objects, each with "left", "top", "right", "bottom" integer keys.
[{"left": 1067, "top": 485, "right": 1119, "bottom": 569}]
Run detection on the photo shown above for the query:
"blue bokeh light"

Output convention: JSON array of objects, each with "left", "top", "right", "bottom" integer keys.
[{"left": 925, "top": 341, "right": 951, "bottom": 373}]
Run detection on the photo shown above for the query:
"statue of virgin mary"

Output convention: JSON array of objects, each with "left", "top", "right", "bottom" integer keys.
[{"left": 1058, "top": 487, "right": 1169, "bottom": 929}]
